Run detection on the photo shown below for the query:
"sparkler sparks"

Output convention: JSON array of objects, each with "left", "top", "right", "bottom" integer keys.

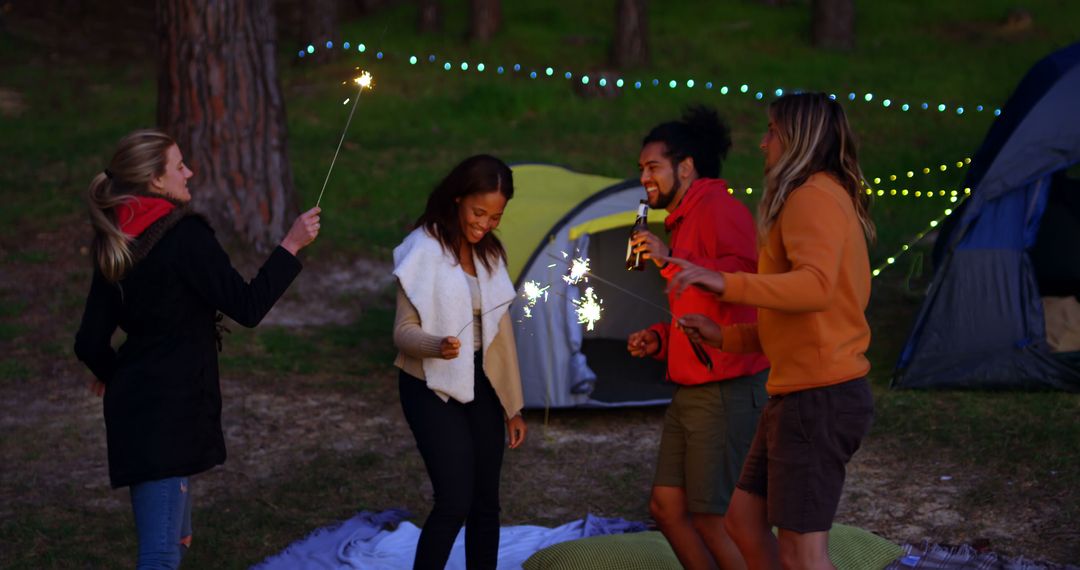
[
  {"left": 572, "top": 287, "right": 603, "bottom": 331},
  {"left": 562, "top": 257, "right": 590, "bottom": 285},
  {"left": 522, "top": 280, "right": 550, "bottom": 307},
  {"left": 354, "top": 70, "right": 374, "bottom": 89}
]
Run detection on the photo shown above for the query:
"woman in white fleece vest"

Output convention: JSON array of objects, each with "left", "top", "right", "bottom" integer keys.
[{"left": 392, "top": 154, "right": 527, "bottom": 570}]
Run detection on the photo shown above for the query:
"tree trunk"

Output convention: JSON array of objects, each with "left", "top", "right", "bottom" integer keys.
[
  {"left": 303, "top": 0, "right": 340, "bottom": 63},
  {"left": 812, "top": 0, "right": 854, "bottom": 50},
  {"left": 611, "top": 0, "right": 648, "bottom": 68},
  {"left": 416, "top": 0, "right": 441, "bottom": 33},
  {"left": 468, "top": 0, "right": 500, "bottom": 42},
  {"left": 157, "top": 0, "right": 297, "bottom": 251}
]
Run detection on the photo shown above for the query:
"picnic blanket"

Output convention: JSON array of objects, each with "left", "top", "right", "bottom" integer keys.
[
  {"left": 252, "top": 509, "right": 646, "bottom": 569},
  {"left": 886, "top": 542, "right": 1079, "bottom": 570}
]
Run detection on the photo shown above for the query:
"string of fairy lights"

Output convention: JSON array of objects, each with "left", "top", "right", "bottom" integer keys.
[
  {"left": 296, "top": 40, "right": 1004, "bottom": 117},
  {"left": 298, "top": 41, "right": 988, "bottom": 279},
  {"left": 870, "top": 195, "right": 969, "bottom": 278}
]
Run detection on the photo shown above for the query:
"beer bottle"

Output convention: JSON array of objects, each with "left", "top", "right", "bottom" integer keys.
[{"left": 625, "top": 199, "right": 648, "bottom": 271}]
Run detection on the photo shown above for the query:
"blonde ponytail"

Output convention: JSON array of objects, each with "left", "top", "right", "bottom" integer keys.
[{"left": 86, "top": 129, "right": 176, "bottom": 281}]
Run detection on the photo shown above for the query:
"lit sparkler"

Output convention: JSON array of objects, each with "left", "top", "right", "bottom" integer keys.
[
  {"left": 562, "top": 257, "right": 590, "bottom": 285},
  {"left": 522, "top": 280, "right": 550, "bottom": 307},
  {"left": 315, "top": 69, "right": 375, "bottom": 208},
  {"left": 572, "top": 287, "right": 604, "bottom": 331}
]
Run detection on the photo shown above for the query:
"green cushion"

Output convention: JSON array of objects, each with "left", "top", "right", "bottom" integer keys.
[
  {"left": 522, "top": 524, "right": 902, "bottom": 570},
  {"left": 522, "top": 531, "right": 680, "bottom": 570},
  {"left": 826, "top": 523, "right": 903, "bottom": 570}
]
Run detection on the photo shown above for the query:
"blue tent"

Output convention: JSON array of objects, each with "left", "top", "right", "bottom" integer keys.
[{"left": 894, "top": 42, "right": 1080, "bottom": 391}]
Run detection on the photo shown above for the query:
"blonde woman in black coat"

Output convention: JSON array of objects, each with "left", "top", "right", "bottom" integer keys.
[{"left": 74, "top": 129, "right": 320, "bottom": 569}]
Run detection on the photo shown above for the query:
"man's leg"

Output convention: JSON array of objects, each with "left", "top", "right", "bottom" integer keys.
[
  {"left": 690, "top": 512, "right": 745, "bottom": 570},
  {"left": 778, "top": 529, "right": 833, "bottom": 570},
  {"left": 724, "top": 488, "right": 780, "bottom": 570},
  {"left": 650, "top": 485, "right": 717, "bottom": 570}
]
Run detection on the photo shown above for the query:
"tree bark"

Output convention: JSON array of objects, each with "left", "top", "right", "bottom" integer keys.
[
  {"left": 416, "top": 0, "right": 442, "bottom": 33},
  {"left": 468, "top": 0, "right": 500, "bottom": 42},
  {"left": 157, "top": 0, "right": 297, "bottom": 251},
  {"left": 812, "top": 0, "right": 854, "bottom": 50},
  {"left": 303, "top": 0, "right": 340, "bottom": 63},
  {"left": 611, "top": 0, "right": 648, "bottom": 68}
]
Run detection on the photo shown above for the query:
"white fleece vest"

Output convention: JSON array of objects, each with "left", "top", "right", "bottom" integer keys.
[{"left": 392, "top": 228, "right": 516, "bottom": 403}]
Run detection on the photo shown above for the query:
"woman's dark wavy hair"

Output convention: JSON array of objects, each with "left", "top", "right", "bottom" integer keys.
[
  {"left": 415, "top": 154, "right": 514, "bottom": 272},
  {"left": 642, "top": 105, "right": 732, "bottom": 178}
]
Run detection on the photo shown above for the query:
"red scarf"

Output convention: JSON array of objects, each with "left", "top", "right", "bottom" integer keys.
[{"left": 116, "top": 196, "right": 177, "bottom": 238}]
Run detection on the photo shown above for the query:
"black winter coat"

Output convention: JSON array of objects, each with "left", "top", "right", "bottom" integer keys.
[{"left": 75, "top": 211, "right": 302, "bottom": 488}]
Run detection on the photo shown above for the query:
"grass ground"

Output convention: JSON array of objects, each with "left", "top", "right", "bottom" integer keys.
[{"left": 1, "top": 0, "right": 1078, "bottom": 567}]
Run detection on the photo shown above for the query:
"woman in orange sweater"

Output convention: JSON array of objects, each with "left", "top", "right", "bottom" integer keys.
[{"left": 660, "top": 93, "right": 875, "bottom": 570}]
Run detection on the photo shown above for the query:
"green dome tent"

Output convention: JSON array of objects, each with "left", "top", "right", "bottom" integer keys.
[{"left": 503, "top": 164, "right": 676, "bottom": 408}]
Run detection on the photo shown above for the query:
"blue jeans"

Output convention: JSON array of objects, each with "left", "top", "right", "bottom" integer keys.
[{"left": 129, "top": 476, "right": 193, "bottom": 569}]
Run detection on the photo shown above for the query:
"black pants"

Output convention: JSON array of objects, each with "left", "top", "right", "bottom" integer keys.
[{"left": 399, "top": 353, "right": 505, "bottom": 570}]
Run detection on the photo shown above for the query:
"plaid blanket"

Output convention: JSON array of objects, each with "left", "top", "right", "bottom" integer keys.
[{"left": 886, "top": 542, "right": 1079, "bottom": 570}]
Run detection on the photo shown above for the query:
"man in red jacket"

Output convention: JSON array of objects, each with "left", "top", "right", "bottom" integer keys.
[{"left": 628, "top": 106, "right": 769, "bottom": 570}]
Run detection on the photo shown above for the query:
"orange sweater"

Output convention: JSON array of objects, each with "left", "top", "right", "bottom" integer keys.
[{"left": 720, "top": 173, "right": 871, "bottom": 395}]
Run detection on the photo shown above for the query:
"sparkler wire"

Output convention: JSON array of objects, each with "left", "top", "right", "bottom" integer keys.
[{"left": 315, "top": 80, "right": 367, "bottom": 208}]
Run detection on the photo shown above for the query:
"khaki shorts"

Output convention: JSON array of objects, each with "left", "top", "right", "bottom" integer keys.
[{"left": 653, "top": 369, "right": 768, "bottom": 514}]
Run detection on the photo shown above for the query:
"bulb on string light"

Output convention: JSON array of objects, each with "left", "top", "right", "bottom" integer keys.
[
  {"left": 902, "top": 103, "right": 910, "bottom": 111},
  {"left": 938, "top": 103, "right": 947, "bottom": 112},
  {"left": 326, "top": 41, "right": 333, "bottom": 48},
  {"left": 883, "top": 99, "right": 891, "bottom": 107},
  {"left": 478, "top": 63, "right": 485, "bottom": 72},
  {"left": 497, "top": 66, "right": 505, "bottom": 74},
  {"left": 635, "top": 81, "right": 642, "bottom": 89},
  {"left": 776, "top": 88, "right": 784, "bottom": 96},
  {"left": 741, "top": 84, "right": 749, "bottom": 93},
  {"left": 617, "top": 79, "right": 625, "bottom": 87},
  {"left": 358, "top": 43, "right": 366, "bottom": 52},
  {"left": 599, "top": 78, "right": 608, "bottom": 87},
  {"left": 687, "top": 79, "right": 695, "bottom": 88},
  {"left": 530, "top": 71, "right": 537, "bottom": 79},
  {"left": 443, "top": 62, "right": 451, "bottom": 71},
  {"left": 514, "top": 64, "right": 521, "bottom": 71},
  {"left": 461, "top": 62, "right": 468, "bottom": 70},
  {"left": 343, "top": 41, "right": 350, "bottom": 49},
  {"left": 669, "top": 80, "right": 677, "bottom": 88},
  {"left": 307, "top": 44, "right": 315, "bottom": 54},
  {"left": 864, "top": 93, "right": 874, "bottom": 101},
  {"left": 721, "top": 86, "right": 729, "bottom": 95},
  {"left": 706, "top": 82, "right": 713, "bottom": 89},
  {"left": 582, "top": 75, "right": 590, "bottom": 85},
  {"left": 565, "top": 71, "right": 572, "bottom": 79},
  {"left": 546, "top": 67, "right": 553, "bottom": 76},
  {"left": 428, "top": 54, "right": 436, "bottom": 62},
  {"left": 409, "top": 55, "right": 417, "bottom": 65}
]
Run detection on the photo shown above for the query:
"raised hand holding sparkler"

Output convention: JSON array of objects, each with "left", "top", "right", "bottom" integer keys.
[{"left": 314, "top": 69, "right": 374, "bottom": 208}]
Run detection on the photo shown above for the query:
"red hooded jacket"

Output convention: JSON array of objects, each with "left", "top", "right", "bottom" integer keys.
[{"left": 647, "top": 178, "right": 770, "bottom": 385}]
